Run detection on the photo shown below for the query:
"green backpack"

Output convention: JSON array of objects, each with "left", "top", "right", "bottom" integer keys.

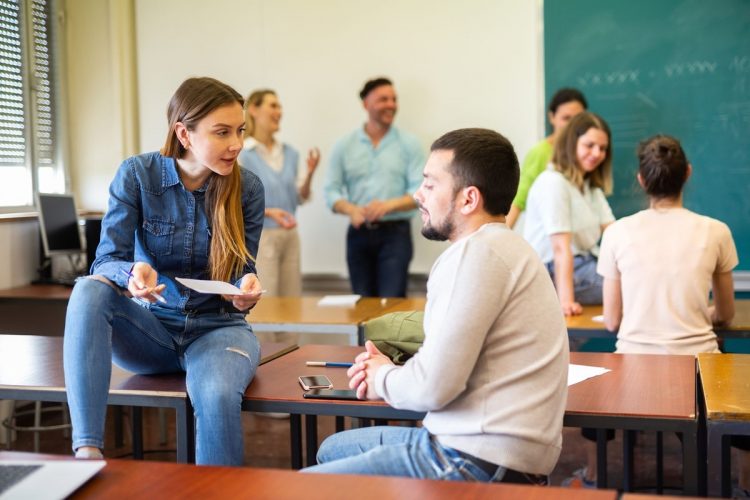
[{"left": 364, "top": 311, "right": 425, "bottom": 365}]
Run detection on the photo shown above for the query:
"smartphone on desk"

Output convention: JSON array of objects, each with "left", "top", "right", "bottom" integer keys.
[
  {"left": 303, "top": 389, "right": 359, "bottom": 400},
  {"left": 298, "top": 375, "right": 333, "bottom": 391}
]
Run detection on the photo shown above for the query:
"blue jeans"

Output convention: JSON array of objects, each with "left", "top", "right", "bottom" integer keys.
[
  {"left": 63, "top": 278, "right": 260, "bottom": 465},
  {"left": 346, "top": 221, "right": 413, "bottom": 297},
  {"left": 303, "top": 426, "right": 506, "bottom": 482},
  {"left": 546, "top": 254, "right": 603, "bottom": 305}
]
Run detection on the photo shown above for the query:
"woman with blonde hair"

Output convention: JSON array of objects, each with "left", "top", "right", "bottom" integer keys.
[
  {"left": 239, "top": 90, "right": 319, "bottom": 306},
  {"left": 523, "top": 111, "right": 615, "bottom": 316},
  {"left": 64, "top": 77, "right": 265, "bottom": 465}
]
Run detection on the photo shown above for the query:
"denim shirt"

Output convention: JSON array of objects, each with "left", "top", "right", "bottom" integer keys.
[{"left": 92, "top": 152, "right": 265, "bottom": 314}]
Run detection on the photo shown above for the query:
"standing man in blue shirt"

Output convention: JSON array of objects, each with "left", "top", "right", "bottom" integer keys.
[{"left": 324, "top": 77, "right": 424, "bottom": 297}]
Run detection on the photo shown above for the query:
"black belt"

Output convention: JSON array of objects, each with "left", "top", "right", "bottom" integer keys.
[
  {"left": 186, "top": 306, "right": 237, "bottom": 316},
  {"left": 455, "top": 450, "right": 548, "bottom": 485},
  {"left": 360, "top": 220, "right": 409, "bottom": 230}
]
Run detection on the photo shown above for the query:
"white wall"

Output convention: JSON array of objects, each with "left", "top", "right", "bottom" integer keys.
[
  {"left": 64, "top": 0, "right": 120, "bottom": 210},
  {"left": 54, "top": 0, "right": 542, "bottom": 282},
  {"left": 131, "top": 0, "right": 542, "bottom": 275},
  {"left": 0, "top": 221, "right": 41, "bottom": 287}
]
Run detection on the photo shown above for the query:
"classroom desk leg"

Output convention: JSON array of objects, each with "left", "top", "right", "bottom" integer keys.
[
  {"left": 175, "top": 399, "right": 194, "bottom": 464},
  {"left": 335, "top": 416, "right": 345, "bottom": 433},
  {"left": 114, "top": 406, "right": 124, "bottom": 448},
  {"left": 706, "top": 426, "right": 730, "bottom": 498},
  {"left": 622, "top": 430, "right": 635, "bottom": 491},
  {"left": 681, "top": 425, "right": 701, "bottom": 496},
  {"left": 305, "top": 415, "right": 318, "bottom": 467},
  {"left": 290, "top": 414, "right": 302, "bottom": 469},
  {"left": 131, "top": 407, "right": 143, "bottom": 459},
  {"left": 656, "top": 431, "right": 663, "bottom": 494},
  {"left": 596, "top": 429, "right": 608, "bottom": 488}
]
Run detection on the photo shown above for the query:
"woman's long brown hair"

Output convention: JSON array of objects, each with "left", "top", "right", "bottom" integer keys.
[{"left": 161, "top": 77, "right": 253, "bottom": 282}]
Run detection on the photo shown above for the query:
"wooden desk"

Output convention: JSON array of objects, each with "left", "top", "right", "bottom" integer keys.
[
  {"left": 243, "top": 345, "right": 700, "bottom": 494},
  {"left": 698, "top": 352, "right": 750, "bottom": 497},
  {"left": 375, "top": 299, "right": 750, "bottom": 341},
  {"left": 379, "top": 297, "right": 426, "bottom": 314},
  {"left": 0, "top": 284, "right": 73, "bottom": 300},
  {"left": 243, "top": 344, "right": 421, "bottom": 468},
  {"left": 0, "top": 284, "right": 72, "bottom": 335},
  {"left": 0, "top": 451, "right": 617, "bottom": 500},
  {"left": 0, "top": 335, "right": 297, "bottom": 463},
  {"left": 568, "top": 301, "right": 750, "bottom": 339},
  {"left": 246, "top": 296, "right": 406, "bottom": 344},
  {"left": 566, "top": 352, "right": 699, "bottom": 493}
]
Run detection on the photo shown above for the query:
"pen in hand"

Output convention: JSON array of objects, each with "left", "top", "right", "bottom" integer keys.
[{"left": 120, "top": 268, "right": 167, "bottom": 304}]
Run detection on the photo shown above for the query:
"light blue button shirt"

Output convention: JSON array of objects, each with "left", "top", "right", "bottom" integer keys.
[{"left": 324, "top": 126, "right": 424, "bottom": 221}]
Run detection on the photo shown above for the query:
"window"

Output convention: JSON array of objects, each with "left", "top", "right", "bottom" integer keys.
[{"left": 0, "top": 0, "right": 63, "bottom": 209}]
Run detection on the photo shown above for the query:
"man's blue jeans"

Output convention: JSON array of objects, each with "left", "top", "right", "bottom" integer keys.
[
  {"left": 63, "top": 278, "right": 260, "bottom": 465},
  {"left": 346, "top": 221, "right": 413, "bottom": 297},
  {"left": 303, "top": 426, "right": 506, "bottom": 482}
]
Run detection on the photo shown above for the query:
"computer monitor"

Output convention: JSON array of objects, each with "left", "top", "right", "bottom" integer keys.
[{"left": 36, "top": 193, "right": 84, "bottom": 258}]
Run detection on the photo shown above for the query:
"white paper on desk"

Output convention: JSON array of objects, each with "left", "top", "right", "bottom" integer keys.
[
  {"left": 176, "top": 277, "right": 244, "bottom": 295},
  {"left": 568, "top": 364, "right": 610, "bottom": 386},
  {"left": 317, "top": 294, "right": 361, "bottom": 307}
]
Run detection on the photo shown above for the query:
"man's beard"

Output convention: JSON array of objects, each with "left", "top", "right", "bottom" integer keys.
[{"left": 421, "top": 215, "right": 454, "bottom": 241}]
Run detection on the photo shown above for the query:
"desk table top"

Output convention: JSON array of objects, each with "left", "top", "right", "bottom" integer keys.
[
  {"left": 0, "top": 334, "right": 294, "bottom": 397},
  {"left": 244, "top": 344, "right": 696, "bottom": 421},
  {"left": 698, "top": 352, "right": 750, "bottom": 421},
  {"left": 0, "top": 451, "right": 616, "bottom": 500},
  {"left": 568, "top": 352, "right": 696, "bottom": 420},
  {"left": 0, "top": 284, "right": 73, "bottom": 300},
  {"left": 246, "top": 296, "right": 405, "bottom": 327}
]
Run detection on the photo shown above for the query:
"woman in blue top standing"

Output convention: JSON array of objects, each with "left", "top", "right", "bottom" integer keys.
[
  {"left": 63, "top": 77, "right": 265, "bottom": 465},
  {"left": 239, "top": 90, "right": 319, "bottom": 305}
]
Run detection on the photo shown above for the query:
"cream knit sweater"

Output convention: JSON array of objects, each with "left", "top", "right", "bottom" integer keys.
[{"left": 375, "top": 223, "right": 569, "bottom": 475}]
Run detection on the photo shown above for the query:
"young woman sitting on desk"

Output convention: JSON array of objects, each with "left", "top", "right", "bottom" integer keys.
[
  {"left": 565, "top": 134, "right": 741, "bottom": 489},
  {"left": 63, "top": 77, "right": 265, "bottom": 465},
  {"left": 523, "top": 112, "right": 615, "bottom": 316},
  {"left": 506, "top": 87, "right": 587, "bottom": 229}
]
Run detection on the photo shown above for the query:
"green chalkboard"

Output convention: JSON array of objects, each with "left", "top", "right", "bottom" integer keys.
[{"left": 544, "top": 0, "right": 750, "bottom": 270}]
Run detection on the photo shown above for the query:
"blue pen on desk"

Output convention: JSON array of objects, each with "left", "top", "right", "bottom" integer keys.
[
  {"left": 305, "top": 361, "right": 354, "bottom": 368},
  {"left": 120, "top": 268, "right": 167, "bottom": 304}
]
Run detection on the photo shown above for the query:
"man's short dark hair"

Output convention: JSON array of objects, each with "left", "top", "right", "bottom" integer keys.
[
  {"left": 359, "top": 77, "right": 393, "bottom": 100},
  {"left": 430, "top": 128, "right": 519, "bottom": 216}
]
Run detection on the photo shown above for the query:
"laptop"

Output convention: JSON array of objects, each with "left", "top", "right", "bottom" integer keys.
[{"left": 0, "top": 459, "right": 105, "bottom": 500}]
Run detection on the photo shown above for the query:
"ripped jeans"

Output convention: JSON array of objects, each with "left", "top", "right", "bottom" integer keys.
[{"left": 63, "top": 278, "right": 260, "bottom": 465}]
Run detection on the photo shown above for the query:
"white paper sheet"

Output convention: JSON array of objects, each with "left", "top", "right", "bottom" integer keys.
[
  {"left": 176, "top": 277, "right": 244, "bottom": 295},
  {"left": 568, "top": 364, "right": 610, "bottom": 386},
  {"left": 317, "top": 294, "right": 362, "bottom": 307}
]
